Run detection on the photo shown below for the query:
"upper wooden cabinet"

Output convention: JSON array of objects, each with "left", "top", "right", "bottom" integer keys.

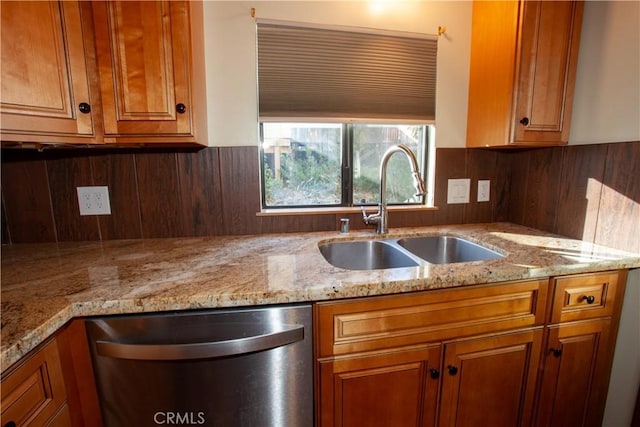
[
  {"left": 0, "top": 1, "right": 97, "bottom": 144},
  {"left": 0, "top": 0, "right": 207, "bottom": 147},
  {"left": 91, "top": 1, "right": 206, "bottom": 144},
  {"left": 466, "top": 1, "right": 584, "bottom": 148}
]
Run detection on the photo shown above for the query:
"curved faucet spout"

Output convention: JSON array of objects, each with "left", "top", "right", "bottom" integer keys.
[{"left": 362, "top": 144, "right": 427, "bottom": 234}]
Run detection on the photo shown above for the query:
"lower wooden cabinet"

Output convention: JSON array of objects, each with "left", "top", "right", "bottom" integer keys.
[
  {"left": 535, "top": 318, "right": 615, "bottom": 427},
  {"left": 315, "top": 278, "right": 548, "bottom": 427},
  {"left": 439, "top": 329, "right": 543, "bottom": 427},
  {"left": 315, "top": 270, "right": 627, "bottom": 427},
  {"left": 1, "top": 338, "right": 69, "bottom": 427},
  {"left": 318, "top": 344, "right": 441, "bottom": 427},
  {"left": 1, "top": 320, "right": 102, "bottom": 427},
  {"left": 533, "top": 270, "right": 626, "bottom": 427}
]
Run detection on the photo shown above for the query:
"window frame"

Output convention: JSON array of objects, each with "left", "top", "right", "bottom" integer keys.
[{"left": 259, "top": 122, "right": 433, "bottom": 210}]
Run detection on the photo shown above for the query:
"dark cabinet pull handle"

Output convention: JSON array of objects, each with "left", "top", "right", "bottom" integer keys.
[
  {"left": 550, "top": 348, "right": 563, "bottom": 358},
  {"left": 519, "top": 117, "right": 529, "bottom": 126},
  {"left": 447, "top": 365, "right": 458, "bottom": 375},
  {"left": 5, "top": 421, "right": 17, "bottom": 427},
  {"left": 582, "top": 295, "right": 596, "bottom": 304},
  {"left": 176, "top": 103, "right": 187, "bottom": 114},
  {"left": 429, "top": 368, "right": 440, "bottom": 379},
  {"left": 78, "top": 102, "right": 91, "bottom": 114}
]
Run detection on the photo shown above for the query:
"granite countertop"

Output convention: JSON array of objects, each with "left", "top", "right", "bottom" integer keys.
[{"left": 2, "top": 222, "right": 639, "bottom": 372}]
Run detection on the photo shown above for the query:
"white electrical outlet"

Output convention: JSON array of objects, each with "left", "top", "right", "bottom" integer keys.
[
  {"left": 77, "top": 186, "right": 111, "bottom": 216},
  {"left": 447, "top": 179, "right": 470, "bottom": 204},
  {"left": 478, "top": 180, "right": 490, "bottom": 202}
]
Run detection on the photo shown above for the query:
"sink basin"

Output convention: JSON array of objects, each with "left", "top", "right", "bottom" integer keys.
[
  {"left": 397, "top": 236, "right": 504, "bottom": 264},
  {"left": 319, "top": 240, "right": 419, "bottom": 270}
]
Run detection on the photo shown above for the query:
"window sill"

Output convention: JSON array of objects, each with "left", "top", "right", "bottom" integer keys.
[{"left": 256, "top": 205, "right": 438, "bottom": 217}]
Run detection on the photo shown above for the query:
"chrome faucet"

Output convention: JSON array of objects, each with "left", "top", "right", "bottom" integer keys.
[{"left": 361, "top": 144, "right": 427, "bottom": 234}]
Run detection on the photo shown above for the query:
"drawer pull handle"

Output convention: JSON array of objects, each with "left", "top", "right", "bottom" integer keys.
[
  {"left": 447, "top": 365, "right": 458, "bottom": 375},
  {"left": 550, "top": 348, "right": 563, "bottom": 358},
  {"left": 582, "top": 295, "right": 596, "bottom": 304},
  {"left": 5, "top": 422, "right": 17, "bottom": 427},
  {"left": 176, "top": 103, "right": 187, "bottom": 114},
  {"left": 429, "top": 368, "right": 440, "bottom": 379}
]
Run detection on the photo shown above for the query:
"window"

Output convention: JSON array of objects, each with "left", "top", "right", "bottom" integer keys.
[
  {"left": 257, "top": 20, "right": 437, "bottom": 209},
  {"left": 261, "top": 123, "right": 433, "bottom": 208}
]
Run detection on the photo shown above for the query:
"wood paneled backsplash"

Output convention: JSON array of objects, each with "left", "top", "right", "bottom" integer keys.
[
  {"left": 505, "top": 141, "right": 639, "bottom": 253},
  {"left": 2, "top": 141, "right": 638, "bottom": 253}
]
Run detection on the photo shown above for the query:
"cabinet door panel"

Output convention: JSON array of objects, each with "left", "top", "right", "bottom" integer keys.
[
  {"left": 439, "top": 329, "right": 543, "bottom": 427},
  {"left": 93, "top": 0, "right": 193, "bottom": 137},
  {"left": 318, "top": 344, "right": 440, "bottom": 427},
  {"left": 513, "top": 1, "right": 583, "bottom": 144},
  {"left": 466, "top": 0, "right": 520, "bottom": 148},
  {"left": 0, "top": 1, "right": 94, "bottom": 141},
  {"left": 1, "top": 338, "right": 68, "bottom": 427},
  {"left": 535, "top": 319, "right": 612, "bottom": 427}
]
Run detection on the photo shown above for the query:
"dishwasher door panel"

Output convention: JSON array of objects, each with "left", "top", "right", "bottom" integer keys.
[{"left": 86, "top": 304, "right": 313, "bottom": 427}]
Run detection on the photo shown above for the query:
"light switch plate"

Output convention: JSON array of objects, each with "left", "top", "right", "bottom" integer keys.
[
  {"left": 478, "top": 180, "right": 490, "bottom": 202},
  {"left": 77, "top": 186, "right": 111, "bottom": 215},
  {"left": 447, "top": 179, "right": 470, "bottom": 204}
]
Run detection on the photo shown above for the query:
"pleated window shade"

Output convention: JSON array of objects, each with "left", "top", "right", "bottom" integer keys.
[{"left": 257, "top": 21, "right": 438, "bottom": 122}]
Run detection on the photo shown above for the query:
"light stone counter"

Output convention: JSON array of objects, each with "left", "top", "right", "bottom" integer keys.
[{"left": 2, "top": 222, "right": 639, "bottom": 371}]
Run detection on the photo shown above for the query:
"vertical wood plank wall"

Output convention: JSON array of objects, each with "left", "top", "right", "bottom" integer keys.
[
  {"left": 1, "top": 141, "right": 638, "bottom": 254},
  {"left": 504, "top": 141, "right": 640, "bottom": 254}
]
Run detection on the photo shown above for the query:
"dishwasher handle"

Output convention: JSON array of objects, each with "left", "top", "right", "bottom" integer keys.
[{"left": 95, "top": 324, "right": 304, "bottom": 361}]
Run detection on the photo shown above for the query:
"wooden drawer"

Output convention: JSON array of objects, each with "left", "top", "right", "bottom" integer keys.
[
  {"left": 1, "top": 338, "right": 68, "bottom": 427},
  {"left": 315, "top": 279, "right": 548, "bottom": 357},
  {"left": 550, "top": 270, "right": 625, "bottom": 323}
]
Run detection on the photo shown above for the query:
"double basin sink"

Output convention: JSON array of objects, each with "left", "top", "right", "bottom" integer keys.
[{"left": 319, "top": 235, "right": 504, "bottom": 270}]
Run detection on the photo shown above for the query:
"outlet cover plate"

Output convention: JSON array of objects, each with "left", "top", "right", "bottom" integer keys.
[
  {"left": 478, "top": 180, "right": 490, "bottom": 202},
  {"left": 77, "top": 186, "right": 111, "bottom": 215},
  {"left": 447, "top": 179, "right": 470, "bottom": 204}
]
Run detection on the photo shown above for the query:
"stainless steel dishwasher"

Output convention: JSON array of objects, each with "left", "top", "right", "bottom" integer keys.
[{"left": 86, "top": 304, "right": 313, "bottom": 427}]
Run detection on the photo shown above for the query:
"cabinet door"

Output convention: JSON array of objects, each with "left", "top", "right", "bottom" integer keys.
[
  {"left": 92, "top": 0, "right": 195, "bottom": 142},
  {"left": 512, "top": 1, "right": 583, "bottom": 145},
  {"left": 466, "top": 0, "right": 520, "bottom": 148},
  {"left": 317, "top": 344, "right": 441, "bottom": 427},
  {"left": 0, "top": 1, "right": 95, "bottom": 143},
  {"left": 535, "top": 319, "right": 613, "bottom": 427},
  {"left": 1, "top": 338, "right": 68, "bottom": 427},
  {"left": 439, "top": 329, "right": 543, "bottom": 427}
]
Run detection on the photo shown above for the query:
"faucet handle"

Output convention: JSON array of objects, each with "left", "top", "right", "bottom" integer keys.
[
  {"left": 361, "top": 206, "right": 371, "bottom": 224},
  {"left": 361, "top": 206, "right": 380, "bottom": 226}
]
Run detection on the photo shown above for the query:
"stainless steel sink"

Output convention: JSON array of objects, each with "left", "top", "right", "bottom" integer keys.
[
  {"left": 319, "top": 240, "right": 418, "bottom": 270},
  {"left": 319, "top": 235, "right": 504, "bottom": 270},
  {"left": 397, "top": 235, "right": 504, "bottom": 264}
]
